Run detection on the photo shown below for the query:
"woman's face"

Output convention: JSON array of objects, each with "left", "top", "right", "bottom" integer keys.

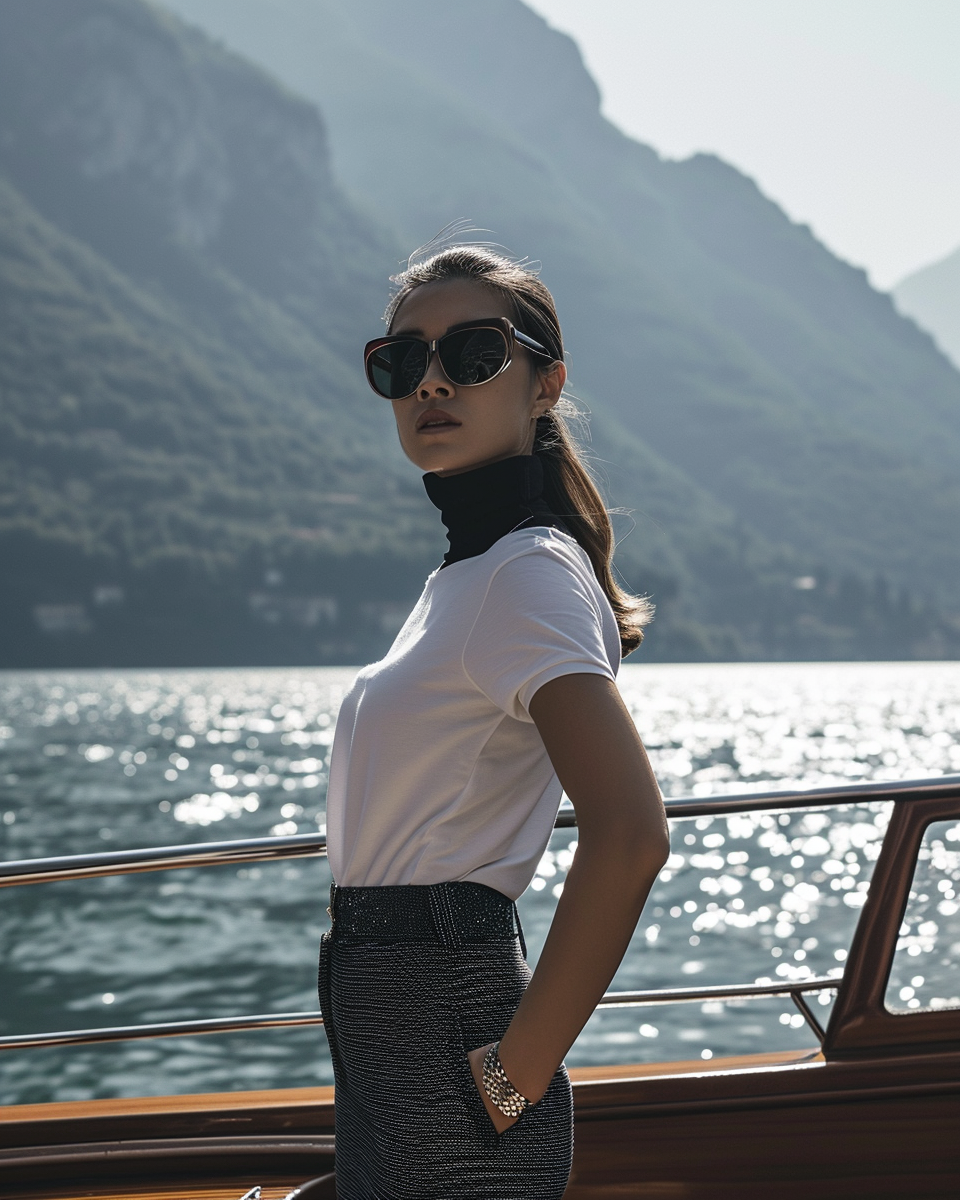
[{"left": 387, "top": 279, "right": 565, "bottom": 476}]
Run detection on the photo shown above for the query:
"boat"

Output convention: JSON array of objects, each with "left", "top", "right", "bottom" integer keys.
[{"left": 1, "top": 775, "right": 959, "bottom": 1198}]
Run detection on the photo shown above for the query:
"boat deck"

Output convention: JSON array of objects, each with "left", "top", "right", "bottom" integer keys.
[
  {"left": 2, "top": 1053, "right": 818, "bottom": 1199},
  {"left": 7, "top": 1046, "right": 960, "bottom": 1199}
]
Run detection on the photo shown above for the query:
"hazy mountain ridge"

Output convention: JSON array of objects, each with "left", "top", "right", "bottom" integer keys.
[
  {"left": 1, "top": 0, "right": 958, "bottom": 665},
  {"left": 894, "top": 246, "right": 960, "bottom": 372},
  {"left": 0, "top": 0, "right": 446, "bottom": 666},
  {"left": 0, "top": 0, "right": 396, "bottom": 355},
  {"left": 158, "top": 0, "right": 960, "bottom": 606}
]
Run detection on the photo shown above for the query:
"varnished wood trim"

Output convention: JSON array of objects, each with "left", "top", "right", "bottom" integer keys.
[
  {"left": 4, "top": 1186, "right": 308, "bottom": 1200},
  {"left": 0, "top": 1133, "right": 335, "bottom": 1169},
  {"left": 0, "top": 1086, "right": 335, "bottom": 1126},
  {"left": 0, "top": 1052, "right": 818, "bottom": 1127},
  {"left": 568, "top": 1047, "right": 821, "bottom": 1083}
]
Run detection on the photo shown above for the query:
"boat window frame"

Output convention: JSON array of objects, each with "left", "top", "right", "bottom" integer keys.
[{"left": 824, "top": 784, "right": 960, "bottom": 1057}]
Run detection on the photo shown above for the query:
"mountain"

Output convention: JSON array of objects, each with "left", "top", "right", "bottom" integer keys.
[
  {"left": 1, "top": 0, "right": 958, "bottom": 665},
  {"left": 151, "top": 0, "right": 960, "bottom": 656},
  {"left": 0, "top": 0, "right": 440, "bottom": 666},
  {"left": 156, "top": 0, "right": 960, "bottom": 606},
  {"left": 894, "top": 247, "right": 960, "bottom": 372}
]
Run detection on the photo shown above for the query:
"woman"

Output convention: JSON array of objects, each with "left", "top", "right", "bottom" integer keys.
[{"left": 319, "top": 246, "right": 669, "bottom": 1199}]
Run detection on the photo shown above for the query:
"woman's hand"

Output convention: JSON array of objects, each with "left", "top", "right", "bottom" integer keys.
[{"left": 467, "top": 1042, "right": 519, "bottom": 1134}]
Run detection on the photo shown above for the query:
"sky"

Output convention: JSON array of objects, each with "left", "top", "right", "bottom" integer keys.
[{"left": 524, "top": 0, "right": 960, "bottom": 290}]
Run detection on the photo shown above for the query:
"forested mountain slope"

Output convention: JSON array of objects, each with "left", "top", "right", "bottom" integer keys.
[
  {"left": 0, "top": 0, "right": 437, "bottom": 665},
  {"left": 160, "top": 0, "right": 960, "bottom": 603},
  {"left": 1, "top": 0, "right": 958, "bottom": 664}
]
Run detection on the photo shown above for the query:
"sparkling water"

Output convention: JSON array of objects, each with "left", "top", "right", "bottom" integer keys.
[{"left": 0, "top": 662, "right": 958, "bottom": 1103}]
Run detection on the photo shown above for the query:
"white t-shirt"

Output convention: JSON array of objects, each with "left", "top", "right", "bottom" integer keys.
[{"left": 325, "top": 527, "right": 621, "bottom": 900}]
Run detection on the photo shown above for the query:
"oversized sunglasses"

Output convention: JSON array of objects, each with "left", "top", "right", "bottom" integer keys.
[{"left": 363, "top": 317, "right": 555, "bottom": 400}]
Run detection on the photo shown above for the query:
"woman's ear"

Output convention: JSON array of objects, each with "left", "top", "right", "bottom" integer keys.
[{"left": 532, "top": 360, "right": 566, "bottom": 418}]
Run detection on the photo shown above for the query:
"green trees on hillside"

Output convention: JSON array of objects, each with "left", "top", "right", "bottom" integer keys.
[{"left": 1, "top": 0, "right": 959, "bottom": 665}]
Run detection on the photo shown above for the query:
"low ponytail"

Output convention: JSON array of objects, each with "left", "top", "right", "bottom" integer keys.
[
  {"left": 535, "top": 410, "right": 651, "bottom": 655},
  {"left": 386, "top": 245, "right": 653, "bottom": 656}
]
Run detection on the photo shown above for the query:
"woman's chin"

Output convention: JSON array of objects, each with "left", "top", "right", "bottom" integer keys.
[
  {"left": 412, "top": 449, "right": 530, "bottom": 476},
  {"left": 406, "top": 447, "right": 473, "bottom": 475}
]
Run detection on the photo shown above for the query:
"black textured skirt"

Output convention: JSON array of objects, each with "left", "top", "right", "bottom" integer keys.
[{"left": 317, "top": 881, "right": 573, "bottom": 1200}]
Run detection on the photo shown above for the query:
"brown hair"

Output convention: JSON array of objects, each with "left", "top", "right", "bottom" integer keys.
[{"left": 386, "top": 245, "right": 652, "bottom": 655}]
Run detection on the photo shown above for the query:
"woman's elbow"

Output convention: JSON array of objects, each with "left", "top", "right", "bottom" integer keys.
[
  {"left": 590, "top": 806, "right": 670, "bottom": 873},
  {"left": 632, "top": 821, "right": 670, "bottom": 875},
  {"left": 626, "top": 788, "right": 670, "bottom": 867}
]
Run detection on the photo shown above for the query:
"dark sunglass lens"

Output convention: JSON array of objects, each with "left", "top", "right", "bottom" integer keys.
[
  {"left": 368, "top": 340, "right": 428, "bottom": 398},
  {"left": 439, "top": 328, "right": 508, "bottom": 386}
]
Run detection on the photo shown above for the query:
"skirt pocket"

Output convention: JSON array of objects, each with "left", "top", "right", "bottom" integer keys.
[
  {"left": 450, "top": 1012, "right": 502, "bottom": 1148},
  {"left": 317, "top": 931, "right": 340, "bottom": 1070}
]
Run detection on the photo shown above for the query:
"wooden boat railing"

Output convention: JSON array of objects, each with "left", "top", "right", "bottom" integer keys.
[{"left": 1, "top": 775, "right": 958, "bottom": 1058}]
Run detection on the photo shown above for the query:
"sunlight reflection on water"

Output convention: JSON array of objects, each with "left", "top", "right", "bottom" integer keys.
[{"left": 0, "top": 662, "right": 958, "bottom": 1102}]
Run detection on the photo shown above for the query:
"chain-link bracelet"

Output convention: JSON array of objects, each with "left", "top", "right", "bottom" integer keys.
[{"left": 481, "top": 1042, "right": 532, "bottom": 1118}]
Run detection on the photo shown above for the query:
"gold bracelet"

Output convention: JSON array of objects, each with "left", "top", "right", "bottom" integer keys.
[{"left": 481, "top": 1042, "right": 531, "bottom": 1118}]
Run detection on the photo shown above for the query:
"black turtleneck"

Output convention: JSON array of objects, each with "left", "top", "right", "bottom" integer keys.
[{"left": 423, "top": 455, "right": 568, "bottom": 568}]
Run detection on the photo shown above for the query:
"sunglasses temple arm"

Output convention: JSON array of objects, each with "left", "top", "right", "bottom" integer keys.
[{"left": 514, "top": 329, "right": 554, "bottom": 359}]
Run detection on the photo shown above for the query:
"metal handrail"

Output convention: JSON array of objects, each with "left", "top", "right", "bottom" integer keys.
[
  {"left": 0, "top": 976, "right": 839, "bottom": 1053},
  {"left": 599, "top": 974, "right": 838, "bottom": 1009},
  {"left": 2, "top": 775, "right": 957, "bottom": 889},
  {"left": 0, "top": 831, "right": 328, "bottom": 889},
  {"left": 2, "top": 777, "right": 955, "bottom": 1056},
  {"left": 0, "top": 1011, "right": 324, "bottom": 1051},
  {"left": 657, "top": 773, "right": 960, "bottom": 818}
]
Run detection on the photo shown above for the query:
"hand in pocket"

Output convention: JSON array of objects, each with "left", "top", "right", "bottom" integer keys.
[{"left": 467, "top": 1043, "right": 520, "bottom": 1134}]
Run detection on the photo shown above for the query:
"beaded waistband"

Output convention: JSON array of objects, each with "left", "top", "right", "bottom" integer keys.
[{"left": 328, "top": 881, "right": 523, "bottom": 949}]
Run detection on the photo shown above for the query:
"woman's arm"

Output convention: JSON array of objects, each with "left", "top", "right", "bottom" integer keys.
[{"left": 468, "top": 671, "right": 669, "bottom": 1131}]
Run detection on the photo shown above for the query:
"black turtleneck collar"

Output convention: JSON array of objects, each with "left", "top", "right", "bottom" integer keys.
[{"left": 423, "top": 455, "right": 567, "bottom": 567}]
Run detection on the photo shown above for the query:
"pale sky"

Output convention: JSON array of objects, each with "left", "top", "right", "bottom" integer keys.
[{"left": 524, "top": 0, "right": 960, "bottom": 290}]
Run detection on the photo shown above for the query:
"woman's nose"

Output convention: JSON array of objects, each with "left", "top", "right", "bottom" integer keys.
[{"left": 417, "top": 349, "right": 452, "bottom": 400}]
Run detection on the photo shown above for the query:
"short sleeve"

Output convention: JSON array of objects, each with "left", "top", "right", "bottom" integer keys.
[{"left": 462, "top": 543, "right": 617, "bottom": 722}]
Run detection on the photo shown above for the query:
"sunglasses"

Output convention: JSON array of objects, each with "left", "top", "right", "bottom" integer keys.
[{"left": 363, "top": 317, "right": 555, "bottom": 400}]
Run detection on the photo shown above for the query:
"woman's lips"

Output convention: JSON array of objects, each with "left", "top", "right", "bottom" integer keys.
[{"left": 416, "top": 409, "right": 461, "bottom": 432}]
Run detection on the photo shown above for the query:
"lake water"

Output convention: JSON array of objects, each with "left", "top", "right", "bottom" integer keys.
[{"left": 1, "top": 662, "right": 959, "bottom": 1104}]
